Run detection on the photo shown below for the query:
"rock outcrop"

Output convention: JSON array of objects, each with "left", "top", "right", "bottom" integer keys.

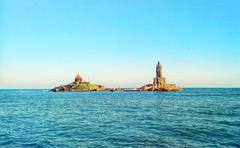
[
  {"left": 139, "top": 62, "right": 182, "bottom": 91},
  {"left": 51, "top": 74, "right": 105, "bottom": 92},
  {"left": 51, "top": 63, "right": 182, "bottom": 92}
]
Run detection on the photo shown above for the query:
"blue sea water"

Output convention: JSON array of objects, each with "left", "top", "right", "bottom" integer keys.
[{"left": 0, "top": 89, "right": 239, "bottom": 147}]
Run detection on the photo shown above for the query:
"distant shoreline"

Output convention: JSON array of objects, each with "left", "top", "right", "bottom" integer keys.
[{"left": 1, "top": 88, "right": 240, "bottom": 90}]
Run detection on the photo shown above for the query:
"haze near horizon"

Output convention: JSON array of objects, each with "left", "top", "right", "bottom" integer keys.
[{"left": 1, "top": 0, "right": 240, "bottom": 88}]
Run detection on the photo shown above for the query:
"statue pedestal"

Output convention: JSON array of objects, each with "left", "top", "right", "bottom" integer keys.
[{"left": 153, "top": 77, "right": 166, "bottom": 89}]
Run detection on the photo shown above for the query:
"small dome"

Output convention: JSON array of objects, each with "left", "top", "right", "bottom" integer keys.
[{"left": 75, "top": 74, "right": 83, "bottom": 83}]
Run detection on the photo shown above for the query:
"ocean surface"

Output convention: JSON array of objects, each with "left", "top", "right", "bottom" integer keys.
[{"left": 0, "top": 89, "right": 239, "bottom": 147}]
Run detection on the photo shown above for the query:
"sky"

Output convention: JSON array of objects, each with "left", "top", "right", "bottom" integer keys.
[{"left": 0, "top": 0, "right": 240, "bottom": 88}]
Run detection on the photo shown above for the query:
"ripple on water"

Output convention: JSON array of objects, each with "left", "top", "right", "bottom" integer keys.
[{"left": 0, "top": 88, "right": 240, "bottom": 147}]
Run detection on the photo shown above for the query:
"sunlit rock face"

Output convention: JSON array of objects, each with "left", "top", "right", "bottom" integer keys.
[{"left": 139, "top": 62, "right": 182, "bottom": 91}]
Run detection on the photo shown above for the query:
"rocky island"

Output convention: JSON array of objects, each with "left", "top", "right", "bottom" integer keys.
[
  {"left": 51, "top": 62, "right": 182, "bottom": 92},
  {"left": 51, "top": 74, "right": 105, "bottom": 92},
  {"left": 139, "top": 62, "right": 182, "bottom": 91}
]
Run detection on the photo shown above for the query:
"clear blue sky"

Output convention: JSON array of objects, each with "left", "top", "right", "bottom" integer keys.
[{"left": 1, "top": 0, "right": 240, "bottom": 88}]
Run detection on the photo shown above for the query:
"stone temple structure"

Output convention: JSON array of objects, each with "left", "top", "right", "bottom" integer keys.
[
  {"left": 75, "top": 73, "right": 83, "bottom": 84},
  {"left": 140, "top": 62, "right": 182, "bottom": 91},
  {"left": 51, "top": 73, "right": 105, "bottom": 92}
]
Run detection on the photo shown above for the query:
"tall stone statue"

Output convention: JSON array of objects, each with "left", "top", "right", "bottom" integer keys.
[
  {"left": 156, "top": 61, "right": 162, "bottom": 78},
  {"left": 153, "top": 61, "right": 165, "bottom": 89},
  {"left": 140, "top": 61, "right": 182, "bottom": 91}
]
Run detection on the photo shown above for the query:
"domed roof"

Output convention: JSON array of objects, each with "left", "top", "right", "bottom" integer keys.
[{"left": 75, "top": 74, "right": 83, "bottom": 83}]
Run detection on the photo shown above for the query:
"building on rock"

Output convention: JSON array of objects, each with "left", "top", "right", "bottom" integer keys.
[{"left": 139, "top": 62, "right": 182, "bottom": 91}]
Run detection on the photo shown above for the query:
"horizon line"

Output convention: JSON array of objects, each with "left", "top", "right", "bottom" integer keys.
[{"left": 0, "top": 87, "right": 240, "bottom": 90}]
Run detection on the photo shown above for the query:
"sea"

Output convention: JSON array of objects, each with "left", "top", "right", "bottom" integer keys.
[{"left": 0, "top": 88, "right": 239, "bottom": 147}]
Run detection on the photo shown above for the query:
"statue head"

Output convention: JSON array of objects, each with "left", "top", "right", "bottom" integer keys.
[{"left": 157, "top": 61, "right": 161, "bottom": 67}]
